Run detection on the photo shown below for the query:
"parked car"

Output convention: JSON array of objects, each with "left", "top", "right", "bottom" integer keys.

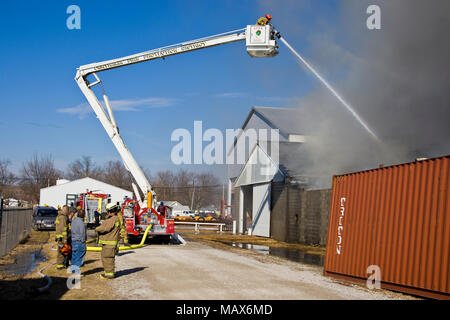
[
  {"left": 32, "top": 206, "right": 58, "bottom": 231},
  {"left": 173, "top": 210, "right": 196, "bottom": 221},
  {"left": 174, "top": 210, "right": 195, "bottom": 217}
]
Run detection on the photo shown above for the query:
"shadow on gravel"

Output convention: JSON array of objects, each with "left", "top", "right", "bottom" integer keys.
[
  {"left": 0, "top": 276, "right": 71, "bottom": 300},
  {"left": 82, "top": 267, "right": 104, "bottom": 276},
  {"left": 115, "top": 267, "right": 147, "bottom": 278},
  {"left": 81, "top": 259, "right": 96, "bottom": 265},
  {"left": 118, "top": 251, "right": 135, "bottom": 257}
]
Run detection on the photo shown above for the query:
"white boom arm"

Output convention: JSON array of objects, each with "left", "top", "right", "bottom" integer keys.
[{"left": 75, "top": 25, "right": 278, "bottom": 209}]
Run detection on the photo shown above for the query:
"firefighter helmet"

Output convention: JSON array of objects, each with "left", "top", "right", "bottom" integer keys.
[{"left": 106, "top": 203, "right": 120, "bottom": 213}]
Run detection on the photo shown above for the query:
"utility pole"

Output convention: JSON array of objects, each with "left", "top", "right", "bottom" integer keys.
[{"left": 190, "top": 181, "right": 195, "bottom": 211}]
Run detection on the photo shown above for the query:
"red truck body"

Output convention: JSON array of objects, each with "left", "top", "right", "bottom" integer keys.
[
  {"left": 121, "top": 199, "right": 174, "bottom": 239},
  {"left": 75, "top": 192, "right": 110, "bottom": 227}
]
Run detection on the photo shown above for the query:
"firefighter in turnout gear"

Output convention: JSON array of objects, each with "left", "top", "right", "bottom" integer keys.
[
  {"left": 96, "top": 203, "right": 121, "bottom": 279},
  {"left": 256, "top": 14, "right": 272, "bottom": 26},
  {"left": 55, "top": 205, "right": 70, "bottom": 269}
]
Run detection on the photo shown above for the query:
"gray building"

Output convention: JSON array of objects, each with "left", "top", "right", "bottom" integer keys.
[{"left": 227, "top": 107, "right": 330, "bottom": 246}]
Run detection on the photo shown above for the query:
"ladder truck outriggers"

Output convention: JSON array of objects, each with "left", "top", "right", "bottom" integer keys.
[{"left": 75, "top": 20, "right": 279, "bottom": 242}]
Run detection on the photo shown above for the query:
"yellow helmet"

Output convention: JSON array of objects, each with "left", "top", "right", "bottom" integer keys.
[{"left": 106, "top": 203, "right": 120, "bottom": 213}]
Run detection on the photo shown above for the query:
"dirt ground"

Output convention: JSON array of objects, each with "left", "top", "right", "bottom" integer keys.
[
  {"left": 177, "top": 230, "right": 326, "bottom": 255},
  {"left": 0, "top": 230, "right": 417, "bottom": 300},
  {"left": 0, "top": 230, "right": 120, "bottom": 300}
]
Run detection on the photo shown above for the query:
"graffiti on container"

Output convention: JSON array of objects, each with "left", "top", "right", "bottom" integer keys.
[
  {"left": 336, "top": 197, "right": 346, "bottom": 255},
  {"left": 366, "top": 265, "right": 381, "bottom": 289}
]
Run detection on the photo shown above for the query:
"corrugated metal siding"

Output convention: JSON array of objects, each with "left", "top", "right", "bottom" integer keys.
[{"left": 324, "top": 155, "right": 450, "bottom": 299}]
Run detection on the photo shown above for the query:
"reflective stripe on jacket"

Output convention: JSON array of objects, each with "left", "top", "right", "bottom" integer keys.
[
  {"left": 99, "top": 240, "right": 118, "bottom": 245},
  {"left": 55, "top": 213, "right": 69, "bottom": 240},
  {"left": 96, "top": 215, "right": 121, "bottom": 246}
]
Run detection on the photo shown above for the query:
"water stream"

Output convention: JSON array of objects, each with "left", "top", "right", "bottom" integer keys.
[{"left": 279, "top": 36, "right": 380, "bottom": 142}]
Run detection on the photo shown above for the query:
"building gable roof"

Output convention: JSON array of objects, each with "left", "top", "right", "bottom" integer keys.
[
  {"left": 40, "top": 177, "right": 132, "bottom": 193},
  {"left": 233, "top": 144, "right": 285, "bottom": 187},
  {"left": 228, "top": 106, "right": 309, "bottom": 156}
]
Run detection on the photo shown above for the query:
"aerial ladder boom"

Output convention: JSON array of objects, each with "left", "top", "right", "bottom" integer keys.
[{"left": 75, "top": 24, "right": 278, "bottom": 209}]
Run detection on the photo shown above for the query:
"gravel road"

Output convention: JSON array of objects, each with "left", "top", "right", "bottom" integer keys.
[{"left": 109, "top": 240, "right": 413, "bottom": 300}]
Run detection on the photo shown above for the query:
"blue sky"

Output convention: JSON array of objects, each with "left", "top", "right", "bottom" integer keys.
[{"left": 0, "top": 0, "right": 340, "bottom": 180}]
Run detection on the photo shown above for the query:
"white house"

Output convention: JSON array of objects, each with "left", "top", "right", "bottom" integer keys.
[
  {"left": 227, "top": 106, "right": 311, "bottom": 237},
  {"left": 40, "top": 177, "right": 133, "bottom": 208},
  {"left": 161, "top": 200, "right": 190, "bottom": 212}
]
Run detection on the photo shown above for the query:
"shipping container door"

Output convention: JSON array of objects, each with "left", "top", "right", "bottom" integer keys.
[{"left": 252, "top": 183, "right": 271, "bottom": 237}]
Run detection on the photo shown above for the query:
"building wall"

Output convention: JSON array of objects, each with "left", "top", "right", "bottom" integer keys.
[
  {"left": 40, "top": 177, "right": 132, "bottom": 208},
  {"left": 298, "top": 189, "right": 331, "bottom": 246},
  {"left": 270, "top": 181, "right": 289, "bottom": 242},
  {"left": 228, "top": 112, "right": 287, "bottom": 180},
  {"left": 271, "top": 181, "right": 331, "bottom": 247},
  {"left": 232, "top": 180, "right": 331, "bottom": 246},
  {"left": 231, "top": 186, "right": 240, "bottom": 226}
]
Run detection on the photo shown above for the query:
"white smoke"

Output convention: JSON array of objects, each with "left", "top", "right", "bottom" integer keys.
[{"left": 260, "top": 0, "right": 450, "bottom": 188}]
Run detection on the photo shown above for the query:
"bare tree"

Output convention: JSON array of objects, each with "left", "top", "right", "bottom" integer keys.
[
  {"left": 66, "top": 156, "right": 102, "bottom": 180},
  {"left": 174, "top": 169, "right": 195, "bottom": 207},
  {"left": 192, "top": 172, "right": 220, "bottom": 211},
  {"left": 152, "top": 170, "right": 177, "bottom": 201},
  {"left": 101, "top": 160, "right": 132, "bottom": 190},
  {"left": 20, "top": 154, "right": 62, "bottom": 203},
  {"left": 151, "top": 169, "right": 221, "bottom": 210},
  {"left": 0, "top": 159, "right": 17, "bottom": 197}
]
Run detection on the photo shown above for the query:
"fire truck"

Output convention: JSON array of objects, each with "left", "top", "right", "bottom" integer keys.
[
  {"left": 75, "top": 20, "right": 279, "bottom": 242},
  {"left": 67, "top": 192, "right": 110, "bottom": 228},
  {"left": 121, "top": 198, "right": 174, "bottom": 243}
]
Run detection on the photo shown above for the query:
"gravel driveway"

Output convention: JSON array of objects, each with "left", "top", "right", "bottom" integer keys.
[{"left": 109, "top": 240, "right": 414, "bottom": 300}]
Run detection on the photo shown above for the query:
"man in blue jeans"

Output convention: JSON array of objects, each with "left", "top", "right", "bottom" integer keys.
[{"left": 70, "top": 210, "right": 87, "bottom": 274}]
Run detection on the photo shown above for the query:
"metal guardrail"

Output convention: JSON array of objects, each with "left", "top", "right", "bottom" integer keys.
[{"left": 174, "top": 221, "right": 226, "bottom": 233}]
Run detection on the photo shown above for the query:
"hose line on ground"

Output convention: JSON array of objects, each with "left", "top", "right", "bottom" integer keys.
[
  {"left": 86, "top": 224, "right": 152, "bottom": 252},
  {"left": 33, "top": 262, "right": 55, "bottom": 294}
]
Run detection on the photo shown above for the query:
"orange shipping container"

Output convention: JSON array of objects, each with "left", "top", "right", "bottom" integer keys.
[{"left": 324, "top": 155, "right": 450, "bottom": 299}]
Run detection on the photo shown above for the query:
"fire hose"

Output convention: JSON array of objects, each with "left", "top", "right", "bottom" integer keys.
[
  {"left": 30, "top": 225, "right": 151, "bottom": 295},
  {"left": 86, "top": 224, "right": 152, "bottom": 252},
  {"left": 33, "top": 262, "right": 55, "bottom": 294}
]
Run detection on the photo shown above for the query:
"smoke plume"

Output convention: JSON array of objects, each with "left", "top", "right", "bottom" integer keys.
[{"left": 261, "top": 0, "right": 450, "bottom": 188}]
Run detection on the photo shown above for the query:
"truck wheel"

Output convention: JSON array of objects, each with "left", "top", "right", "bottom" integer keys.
[
  {"left": 127, "top": 235, "right": 138, "bottom": 244},
  {"left": 161, "top": 235, "right": 171, "bottom": 244}
]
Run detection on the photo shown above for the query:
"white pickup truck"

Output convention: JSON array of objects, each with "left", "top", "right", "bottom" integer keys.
[{"left": 173, "top": 210, "right": 196, "bottom": 218}]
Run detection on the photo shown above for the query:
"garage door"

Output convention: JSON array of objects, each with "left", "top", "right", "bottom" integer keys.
[{"left": 252, "top": 183, "right": 271, "bottom": 237}]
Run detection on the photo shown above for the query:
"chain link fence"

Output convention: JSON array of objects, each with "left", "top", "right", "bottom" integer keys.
[{"left": 0, "top": 199, "right": 34, "bottom": 257}]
